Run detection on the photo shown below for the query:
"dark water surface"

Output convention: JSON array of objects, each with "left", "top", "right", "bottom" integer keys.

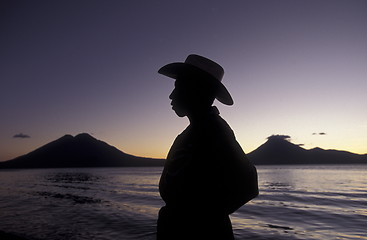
[{"left": 0, "top": 165, "right": 366, "bottom": 239}]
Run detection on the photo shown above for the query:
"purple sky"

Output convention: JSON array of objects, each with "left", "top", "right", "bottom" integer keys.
[{"left": 1, "top": 0, "right": 367, "bottom": 161}]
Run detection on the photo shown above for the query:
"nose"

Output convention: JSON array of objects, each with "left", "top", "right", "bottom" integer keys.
[{"left": 169, "top": 88, "right": 176, "bottom": 100}]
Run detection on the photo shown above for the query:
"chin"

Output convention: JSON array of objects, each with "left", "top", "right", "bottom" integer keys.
[
  {"left": 172, "top": 107, "right": 187, "bottom": 117},
  {"left": 176, "top": 112, "right": 187, "bottom": 117}
]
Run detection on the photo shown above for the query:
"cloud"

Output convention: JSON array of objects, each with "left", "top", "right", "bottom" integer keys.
[
  {"left": 267, "top": 135, "right": 291, "bottom": 141},
  {"left": 267, "top": 135, "right": 306, "bottom": 146},
  {"left": 13, "top": 133, "right": 31, "bottom": 139},
  {"left": 312, "top": 132, "right": 327, "bottom": 136}
]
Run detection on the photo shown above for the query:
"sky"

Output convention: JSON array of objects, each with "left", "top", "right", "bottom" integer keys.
[{"left": 1, "top": 0, "right": 367, "bottom": 161}]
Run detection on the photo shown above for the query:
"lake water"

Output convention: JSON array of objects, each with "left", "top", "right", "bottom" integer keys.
[{"left": 0, "top": 165, "right": 366, "bottom": 240}]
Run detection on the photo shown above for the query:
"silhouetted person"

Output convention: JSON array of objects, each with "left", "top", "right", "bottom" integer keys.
[{"left": 157, "top": 54, "right": 258, "bottom": 240}]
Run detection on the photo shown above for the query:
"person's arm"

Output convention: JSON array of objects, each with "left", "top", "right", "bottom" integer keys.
[{"left": 213, "top": 127, "right": 259, "bottom": 214}]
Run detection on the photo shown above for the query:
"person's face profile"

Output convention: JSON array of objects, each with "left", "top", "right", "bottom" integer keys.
[
  {"left": 169, "top": 75, "right": 217, "bottom": 118},
  {"left": 169, "top": 79, "right": 192, "bottom": 117}
]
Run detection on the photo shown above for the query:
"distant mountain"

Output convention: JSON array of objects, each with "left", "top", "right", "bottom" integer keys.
[
  {"left": 247, "top": 135, "right": 367, "bottom": 165},
  {"left": 0, "top": 133, "right": 164, "bottom": 168},
  {"left": 2, "top": 133, "right": 365, "bottom": 168}
]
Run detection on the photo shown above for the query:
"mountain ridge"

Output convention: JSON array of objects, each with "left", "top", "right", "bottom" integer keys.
[
  {"left": 0, "top": 133, "right": 164, "bottom": 168},
  {"left": 247, "top": 135, "right": 367, "bottom": 165},
  {"left": 1, "top": 133, "right": 366, "bottom": 168}
]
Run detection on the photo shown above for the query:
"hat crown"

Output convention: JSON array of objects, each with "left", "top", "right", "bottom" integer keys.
[{"left": 184, "top": 54, "right": 224, "bottom": 82}]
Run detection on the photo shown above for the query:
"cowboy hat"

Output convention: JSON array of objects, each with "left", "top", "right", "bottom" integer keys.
[{"left": 158, "top": 54, "right": 234, "bottom": 105}]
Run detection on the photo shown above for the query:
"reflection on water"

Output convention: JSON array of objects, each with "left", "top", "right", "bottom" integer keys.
[
  {"left": 232, "top": 165, "right": 367, "bottom": 240},
  {"left": 35, "top": 170, "right": 106, "bottom": 204},
  {"left": 264, "top": 182, "right": 292, "bottom": 190},
  {"left": 45, "top": 172, "right": 104, "bottom": 184},
  {"left": 35, "top": 191, "right": 102, "bottom": 204},
  {"left": 0, "top": 165, "right": 366, "bottom": 240},
  {"left": 0, "top": 168, "right": 161, "bottom": 240}
]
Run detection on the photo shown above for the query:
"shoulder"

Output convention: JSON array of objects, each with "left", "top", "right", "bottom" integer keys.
[{"left": 205, "top": 114, "right": 235, "bottom": 140}]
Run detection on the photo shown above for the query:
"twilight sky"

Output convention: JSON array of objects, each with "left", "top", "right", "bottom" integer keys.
[{"left": 1, "top": 0, "right": 367, "bottom": 161}]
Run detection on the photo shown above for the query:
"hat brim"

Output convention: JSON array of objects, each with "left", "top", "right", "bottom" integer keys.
[{"left": 158, "top": 63, "right": 234, "bottom": 106}]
